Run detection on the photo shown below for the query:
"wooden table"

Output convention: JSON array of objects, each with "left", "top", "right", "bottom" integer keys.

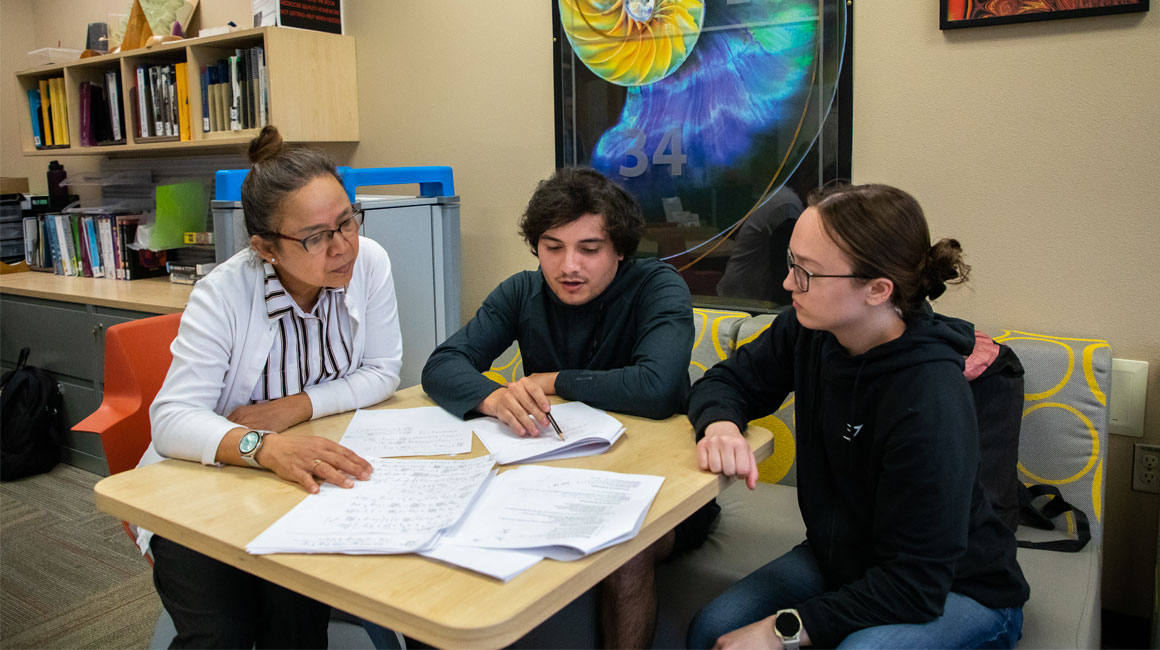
[{"left": 94, "top": 386, "right": 772, "bottom": 648}]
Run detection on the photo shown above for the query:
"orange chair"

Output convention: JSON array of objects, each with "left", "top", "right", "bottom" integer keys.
[
  {"left": 75, "top": 312, "right": 182, "bottom": 559},
  {"left": 75, "top": 311, "right": 183, "bottom": 475}
]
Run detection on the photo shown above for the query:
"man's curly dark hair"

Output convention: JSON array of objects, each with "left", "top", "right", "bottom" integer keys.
[{"left": 519, "top": 168, "right": 644, "bottom": 258}]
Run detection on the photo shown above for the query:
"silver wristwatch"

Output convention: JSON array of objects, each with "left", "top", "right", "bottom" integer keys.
[
  {"left": 774, "top": 608, "right": 802, "bottom": 650},
  {"left": 238, "top": 430, "right": 275, "bottom": 468}
]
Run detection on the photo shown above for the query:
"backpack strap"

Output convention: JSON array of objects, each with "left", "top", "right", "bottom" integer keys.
[
  {"left": 1018, "top": 483, "right": 1091, "bottom": 552},
  {"left": 15, "top": 347, "right": 30, "bottom": 372}
]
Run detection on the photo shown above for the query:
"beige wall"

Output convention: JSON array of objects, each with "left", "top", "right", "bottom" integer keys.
[
  {"left": 343, "top": 2, "right": 556, "bottom": 311},
  {"left": 853, "top": 4, "right": 1160, "bottom": 617},
  {"left": 3, "top": 0, "right": 1157, "bottom": 618}
]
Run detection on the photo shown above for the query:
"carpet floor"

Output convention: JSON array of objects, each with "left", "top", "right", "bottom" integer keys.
[{"left": 1, "top": 463, "right": 161, "bottom": 649}]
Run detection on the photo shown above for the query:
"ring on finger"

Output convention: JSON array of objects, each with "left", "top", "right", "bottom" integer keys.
[{"left": 312, "top": 458, "right": 323, "bottom": 472}]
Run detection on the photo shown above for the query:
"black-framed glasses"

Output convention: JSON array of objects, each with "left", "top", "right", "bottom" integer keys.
[
  {"left": 263, "top": 208, "right": 364, "bottom": 254},
  {"left": 786, "top": 248, "right": 871, "bottom": 293}
]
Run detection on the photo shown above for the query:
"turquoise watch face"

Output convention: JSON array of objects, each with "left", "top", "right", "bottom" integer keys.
[{"left": 239, "top": 431, "right": 260, "bottom": 454}]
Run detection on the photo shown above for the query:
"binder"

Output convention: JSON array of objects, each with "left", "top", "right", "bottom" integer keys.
[
  {"left": 51, "top": 78, "right": 69, "bottom": 146},
  {"left": 27, "top": 89, "right": 43, "bottom": 148},
  {"left": 39, "top": 80, "right": 54, "bottom": 146}
]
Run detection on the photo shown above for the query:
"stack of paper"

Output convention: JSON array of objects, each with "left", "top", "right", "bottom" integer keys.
[
  {"left": 340, "top": 406, "right": 474, "bottom": 458},
  {"left": 470, "top": 401, "right": 626, "bottom": 464},
  {"left": 428, "top": 465, "right": 664, "bottom": 578},
  {"left": 246, "top": 456, "right": 495, "bottom": 555}
]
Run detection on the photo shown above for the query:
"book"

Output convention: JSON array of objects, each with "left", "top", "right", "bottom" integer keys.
[
  {"left": 53, "top": 214, "right": 73, "bottom": 275},
  {"left": 256, "top": 45, "right": 268, "bottom": 127},
  {"left": 105, "top": 70, "right": 124, "bottom": 142},
  {"left": 135, "top": 65, "right": 149, "bottom": 137},
  {"left": 22, "top": 217, "right": 40, "bottom": 266},
  {"left": 57, "top": 78, "right": 70, "bottom": 145},
  {"left": 228, "top": 55, "right": 240, "bottom": 130},
  {"left": 217, "top": 60, "right": 230, "bottom": 131},
  {"left": 38, "top": 80, "right": 53, "bottom": 146},
  {"left": 182, "top": 231, "right": 214, "bottom": 245},
  {"left": 27, "top": 89, "right": 43, "bottom": 147},
  {"left": 199, "top": 65, "right": 210, "bottom": 132},
  {"left": 149, "top": 66, "right": 163, "bottom": 137},
  {"left": 98, "top": 216, "right": 116, "bottom": 279},
  {"left": 44, "top": 215, "right": 62, "bottom": 274},
  {"left": 79, "top": 82, "right": 92, "bottom": 146},
  {"left": 175, "top": 62, "right": 191, "bottom": 141},
  {"left": 167, "top": 64, "right": 178, "bottom": 136},
  {"left": 469, "top": 401, "right": 627, "bottom": 465},
  {"left": 85, "top": 216, "right": 103, "bottom": 277}
]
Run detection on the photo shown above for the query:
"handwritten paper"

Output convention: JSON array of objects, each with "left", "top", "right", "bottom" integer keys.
[
  {"left": 246, "top": 455, "right": 495, "bottom": 555},
  {"left": 441, "top": 465, "right": 664, "bottom": 561},
  {"left": 340, "top": 406, "right": 473, "bottom": 458},
  {"left": 470, "top": 401, "right": 626, "bottom": 464}
]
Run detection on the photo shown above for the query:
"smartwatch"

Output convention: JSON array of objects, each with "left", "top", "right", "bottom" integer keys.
[
  {"left": 773, "top": 608, "right": 802, "bottom": 650},
  {"left": 238, "top": 430, "right": 275, "bottom": 468}
]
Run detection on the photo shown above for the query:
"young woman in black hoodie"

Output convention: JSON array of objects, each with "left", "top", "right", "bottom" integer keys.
[{"left": 687, "top": 184, "right": 1029, "bottom": 649}]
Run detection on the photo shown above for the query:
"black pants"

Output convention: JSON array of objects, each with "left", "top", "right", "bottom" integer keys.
[{"left": 151, "top": 535, "right": 332, "bottom": 649}]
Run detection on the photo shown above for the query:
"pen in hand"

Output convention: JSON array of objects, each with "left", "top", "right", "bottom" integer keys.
[
  {"left": 530, "top": 412, "right": 565, "bottom": 440},
  {"left": 546, "top": 412, "right": 565, "bottom": 440}
]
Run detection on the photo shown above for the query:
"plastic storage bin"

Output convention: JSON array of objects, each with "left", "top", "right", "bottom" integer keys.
[{"left": 27, "top": 48, "right": 82, "bottom": 67}]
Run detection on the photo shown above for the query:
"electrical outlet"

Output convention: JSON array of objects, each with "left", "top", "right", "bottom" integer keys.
[{"left": 1133, "top": 443, "right": 1160, "bottom": 493}]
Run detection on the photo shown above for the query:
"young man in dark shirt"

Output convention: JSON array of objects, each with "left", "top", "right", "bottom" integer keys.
[{"left": 423, "top": 167, "right": 701, "bottom": 647}]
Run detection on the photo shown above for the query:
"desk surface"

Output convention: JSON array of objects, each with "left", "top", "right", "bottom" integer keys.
[
  {"left": 94, "top": 386, "right": 772, "bottom": 649},
  {"left": 0, "top": 271, "right": 191, "bottom": 314}
]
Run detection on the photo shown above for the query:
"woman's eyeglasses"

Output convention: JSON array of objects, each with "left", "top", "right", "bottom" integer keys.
[
  {"left": 264, "top": 208, "right": 364, "bottom": 254},
  {"left": 786, "top": 248, "right": 871, "bottom": 293}
]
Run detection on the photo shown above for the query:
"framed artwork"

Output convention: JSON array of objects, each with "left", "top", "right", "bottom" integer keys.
[
  {"left": 941, "top": 0, "right": 1149, "bottom": 29},
  {"left": 554, "top": 0, "right": 852, "bottom": 310}
]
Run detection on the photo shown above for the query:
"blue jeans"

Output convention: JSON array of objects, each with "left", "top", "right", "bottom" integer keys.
[{"left": 687, "top": 544, "right": 1023, "bottom": 649}]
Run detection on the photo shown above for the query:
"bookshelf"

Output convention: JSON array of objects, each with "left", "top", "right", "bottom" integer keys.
[{"left": 15, "top": 26, "right": 358, "bottom": 156}]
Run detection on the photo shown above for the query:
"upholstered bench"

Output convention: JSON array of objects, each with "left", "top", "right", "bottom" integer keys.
[{"left": 653, "top": 312, "right": 1109, "bottom": 649}]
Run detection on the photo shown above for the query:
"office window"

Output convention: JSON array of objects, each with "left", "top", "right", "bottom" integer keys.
[{"left": 555, "top": 0, "right": 852, "bottom": 312}]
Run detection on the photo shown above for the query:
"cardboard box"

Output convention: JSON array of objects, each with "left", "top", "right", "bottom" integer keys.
[{"left": 252, "top": 0, "right": 343, "bottom": 34}]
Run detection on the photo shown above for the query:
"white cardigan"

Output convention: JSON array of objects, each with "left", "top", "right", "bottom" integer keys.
[{"left": 141, "top": 236, "right": 403, "bottom": 469}]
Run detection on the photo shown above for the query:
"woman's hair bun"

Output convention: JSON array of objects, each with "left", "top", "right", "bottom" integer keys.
[
  {"left": 922, "top": 238, "right": 970, "bottom": 299},
  {"left": 247, "top": 125, "right": 284, "bottom": 165}
]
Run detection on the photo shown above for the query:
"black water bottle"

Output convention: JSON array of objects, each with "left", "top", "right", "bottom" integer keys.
[{"left": 46, "top": 160, "right": 67, "bottom": 197}]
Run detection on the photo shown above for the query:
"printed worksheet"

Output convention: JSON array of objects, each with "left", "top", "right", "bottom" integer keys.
[
  {"left": 470, "top": 401, "right": 626, "bottom": 464},
  {"left": 246, "top": 455, "right": 495, "bottom": 555},
  {"left": 340, "top": 406, "right": 473, "bottom": 458},
  {"left": 440, "top": 465, "right": 664, "bottom": 561}
]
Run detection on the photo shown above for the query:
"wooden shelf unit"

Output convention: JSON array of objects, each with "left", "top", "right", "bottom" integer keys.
[{"left": 15, "top": 26, "right": 358, "bottom": 156}]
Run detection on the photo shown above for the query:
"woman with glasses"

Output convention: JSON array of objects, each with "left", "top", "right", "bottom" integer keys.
[
  {"left": 140, "top": 125, "right": 402, "bottom": 648},
  {"left": 687, "top": 184, "right": 1028, "bottom": 649}
]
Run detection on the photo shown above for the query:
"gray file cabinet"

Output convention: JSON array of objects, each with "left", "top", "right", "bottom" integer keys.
[{"left": 0, "top": 293, "right": 158, "bottom": 475}]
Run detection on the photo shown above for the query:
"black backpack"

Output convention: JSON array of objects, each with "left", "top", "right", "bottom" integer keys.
[{"left": 1, "top": 348, "right": 64, "bottom": 481}]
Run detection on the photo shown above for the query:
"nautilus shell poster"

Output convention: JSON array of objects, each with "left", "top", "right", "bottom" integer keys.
[{"left": 555, "top": 0, "right": 849, "bottom": 303}]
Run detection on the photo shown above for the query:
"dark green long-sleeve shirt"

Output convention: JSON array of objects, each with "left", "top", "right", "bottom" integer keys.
[{"left": 422, "top": 257, "right": 694, "bottom": 420}]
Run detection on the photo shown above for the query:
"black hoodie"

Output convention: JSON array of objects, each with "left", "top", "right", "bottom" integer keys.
[
  {"left": 688, "top": 306, "right": 1029, "bottom": 647},
  {"left": 423, "top": 257, "right": 693, "bottom": 420}
]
